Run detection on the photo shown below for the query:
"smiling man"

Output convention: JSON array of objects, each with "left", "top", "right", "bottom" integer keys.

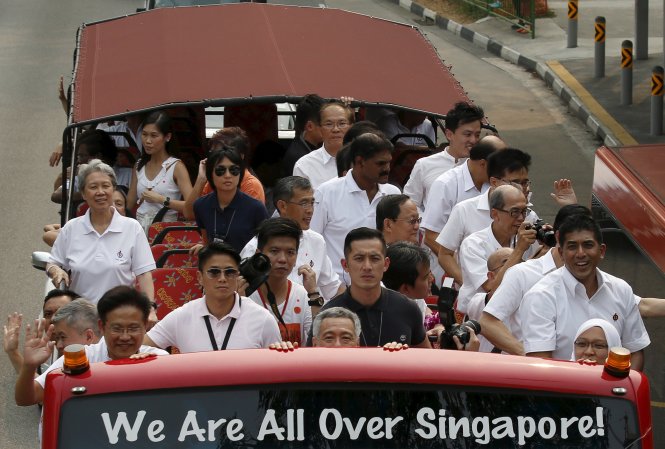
[{"left": 520, "top": 214, "right": 650, "bottom": 369}]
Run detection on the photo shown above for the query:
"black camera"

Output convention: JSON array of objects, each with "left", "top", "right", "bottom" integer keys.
[
  {"left": 239, "top": 253, "right": 271, "bottom": 296},
  {"left": 436, "top": 286, "right": 481, "bottom": 350},
  {"left": 526, "top": 219, "right": 556, "bottom": 248}
]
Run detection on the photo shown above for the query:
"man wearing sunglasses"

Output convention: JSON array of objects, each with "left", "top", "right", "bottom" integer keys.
[
  {"left": 456, "top": 185, "right": 538, "bottom": 314},
  {"left": 145, "top": 242, "right": 281, "bottom": 353}
]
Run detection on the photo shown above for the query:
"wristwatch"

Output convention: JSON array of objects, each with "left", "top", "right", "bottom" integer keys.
[
  {"left": 163, "top": 197, "right": 171, "bottom": 208},
  {"left": 308, "top": 296, "right": 324, "bottom": 307}
]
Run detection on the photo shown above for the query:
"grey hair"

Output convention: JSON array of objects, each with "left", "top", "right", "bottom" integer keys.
[
  {"left": 51, "top": 299, "right": 101, "bottom": 337},
  {"left": 272, "top": 176, "right": 313, "bottom": 210},
  {"left": 312, "top": 307, "right": 362, "bottom": 339},
  {"left": 78, "top": 158, "right": 117, "bottom": 192},
  {"left": 489, "top": 184, "right": 521, "bottom": 212}
]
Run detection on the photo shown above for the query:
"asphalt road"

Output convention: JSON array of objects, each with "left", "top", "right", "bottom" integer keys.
[{"left": 0, "top": 0, "right": 650, "bottom": 447}]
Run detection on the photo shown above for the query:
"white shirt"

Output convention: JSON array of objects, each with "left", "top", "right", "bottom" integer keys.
[
  {"left": 97, "top": 121, "right": 143, "bottom": 153},
  {"left": 310, "top": 169, "right": 401, "bottom": 280},
  {"left": 136, "top": 156, "right": 182, "bottom": 221},
  {"left": 293, "top": 145, "right": 338, "bottom": 190},
  {"left": 49, "top": 209, "right": 155, "bottom": 304},
  {"left": 249, "top": 281, "right": 312, "bottom": 345},
  {"left": 421, "top": 162, "right": 488, "bottom": 234},
  {"left": 36, "top": 338, "right": 167, "bottom": 388},
  {"left": 241, "top": 228, "right": 342, "bottom": 301},
  {"left": 520, "top": 267, "right": 650, "bottom": 360},
  {"left": 457, "top": 225, "right": 502, "bottom": 314},
  {"left": 466, "top": 292, "right": 494, "bottom": 353},
  {"left": 147, "top": 294, "right": 281, "bottom": 352},
  {"left": 376, "top": 113, "right": 436, "bottom": 146},
  {"left": 483, "top": 249, "right": 557, "bottom": 342},
  {"left": 403, "top": 148, "right": 465, "bottom": 212}
]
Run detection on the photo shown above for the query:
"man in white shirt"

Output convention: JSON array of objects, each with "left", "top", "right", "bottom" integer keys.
[
  {"left": 457, "top": 185, "right": 537, "bottom": 314},
  {"left": 421, "top": 141, "right": 496, "bottom": 258},
  {"left": 15, "top": 286, "right": 168, "bottom": 407},
  {"left": 145, "top": 242, "right": 281, "bottom": 352},
  {"left": 403, "top": 102, "right": 484, "bottom": 211},
  {"left": 241, "top": 176, "right": 344, "bottom": 301},
  {"left": 248, "top": 218, "right": 313, "bottom": 345},
  {"left": 310, "top": 133, "right": 401, "bottom": 281},
  {"left": 293, "top": 100, "right": 354, "bottom": 189},
  {"left": 376, "top": 110, "right": 436, "bottom": 147},
  {"left": 520, "top": 215, "right": 650, "bottom": 369}
]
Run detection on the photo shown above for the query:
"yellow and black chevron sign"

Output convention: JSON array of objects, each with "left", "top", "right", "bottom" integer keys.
[
  {"left": 595, "top": 22, "right": 605, "bottom": 43},
  {"left": 568, "top": 0, "right": 578, "bottom": 19},
  {"left": 652, "top": 72, "right": 664, "bottom": 96},
  {"left": 621, "top": 48, "right": 633, "bottom": 69}
]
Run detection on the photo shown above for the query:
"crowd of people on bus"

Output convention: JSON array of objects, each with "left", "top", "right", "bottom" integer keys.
[{"left": 6, "top": 96, "right": 665, "bottom": 426}]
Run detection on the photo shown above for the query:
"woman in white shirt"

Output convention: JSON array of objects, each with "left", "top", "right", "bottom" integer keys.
[{"left": 128, "top": 111, "right": 192, "bottom": 233}]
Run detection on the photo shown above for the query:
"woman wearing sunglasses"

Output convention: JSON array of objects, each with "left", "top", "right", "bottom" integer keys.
[{"left": 192, "top": 147, "right": 269, "bottom": 253}]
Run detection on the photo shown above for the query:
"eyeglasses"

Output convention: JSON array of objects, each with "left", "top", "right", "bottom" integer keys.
[
  {"left": 321, "top": 121, "right": 350, "bottom": 130},
  {"left": 109, "top": 325, "right": 143, "bottom": 335},
  {"left": 574, "top": 340, "right": 608, "bottom": 351},
  {"left": 500, "top": 178, "right": 532, "bottom": 189},
  {"left": 496, "top": 207, "right": 530, "bottom": 219},
  {"left": 393, "top": 216, "right": 422, "bottom": 226},
  {"left": 288, "top": 200, "right": 318, "bottom": 209},
  {"left": 214, "top": 165, "right": 241, "bottom": 177},
  {"left": 205, "top": 267, "right": 240, "bottom": 280}
]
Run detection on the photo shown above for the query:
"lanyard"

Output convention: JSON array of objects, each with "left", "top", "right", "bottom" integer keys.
[{"left": 203, "top": 298, "right": 241, "bottom": 351}]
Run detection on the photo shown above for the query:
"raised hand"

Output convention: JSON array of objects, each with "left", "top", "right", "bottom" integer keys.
[{"left": 22, "top": 319, "right": 55, "bottom": 369}]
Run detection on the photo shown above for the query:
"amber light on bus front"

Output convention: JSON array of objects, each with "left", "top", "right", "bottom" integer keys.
[
  {"left": 603, "top": 346, "right": 631, "bottom": 378},
  {"left": 63, "top": 344, "right": 90, "bottom": 375}
]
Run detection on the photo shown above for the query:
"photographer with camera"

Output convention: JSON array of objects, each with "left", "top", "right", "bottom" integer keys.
[
  {"left": 248, "top": 218, "right": 314, "bottom": 346},
  {"left": 144, "top": 242, "right": 281, "bottom": 353}
]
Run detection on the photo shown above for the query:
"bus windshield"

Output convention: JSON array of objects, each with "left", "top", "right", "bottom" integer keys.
[{"left": 57, "top": 383, "right": 641, "bottom": 448}]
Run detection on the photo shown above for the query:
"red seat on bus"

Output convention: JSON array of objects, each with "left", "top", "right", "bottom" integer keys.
[{"left": 152, "top": 267, "right": 202, "bottom": 320}]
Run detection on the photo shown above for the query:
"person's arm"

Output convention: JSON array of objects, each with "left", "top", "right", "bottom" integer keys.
[
  {"left": 136, "top": 271, "right": 154, "bottom": 301},
  {"left": 437, "top": 246, "right": 462, "bottom": 285},
  {"left": 519, "top": 288, "right": 557, "bottom": 358},
  {"left": 550, "top": 179, "right": 578, "bottom": 206},
  {"left": 166, "top": 161, "right": 193, "bottom": 214},
  {"left": 45, "top": 263, "right": 69, "bottom": 289},
  {"left": 482, "top": 223, "right": 536, "bottom": 293},
  {"left": 423, "top": 229, "right": 441, "bottom": 255},
  {"left": 183, "top": 159, "right": 207, "bottom": 220},
  {"left": 127, "top": 166, "right": 139, "bottom": 211},
  {"left": 15, "top": 320, "right": 53, "bottom": 406},
  {"left": 42, "top": 224, "right": 61, "bottom": 247},
  {"left": 3, "top": 313, "right": 24, "bottom": 374},
  {"left": 479, "top": 312, "right": 525, "bottom": 356},
  {"left": 142, "top": 334, "right": 159, "bottom": 348},
  {"left": 638, "top": 297, "right": 665, "bottom": 317},
  {"left": 630, "top": 350, "right": 644, "bottom": 371}
]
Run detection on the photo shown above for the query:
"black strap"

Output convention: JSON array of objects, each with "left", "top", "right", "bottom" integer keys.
[
  {"left": 203, "top": 298, "right": 241, "bottom": 351},
  {"left": 265, "top": 284, "right": 288, "bottom": 330}
]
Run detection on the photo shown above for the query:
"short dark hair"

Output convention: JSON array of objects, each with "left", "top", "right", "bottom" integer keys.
[
  {"left": 209, "top": 127, "right": 250, "bottom": 157},
  {"left": 376, "top": 194, "right": 410, "bottom": 231},
  {"left": 336, "top": 144, "right": 352, "bottom": 177},
  {"left": 343, "top": 120, "right": 385, "bottom": 145},
  {"left": 383, "top": 242, "right": 430, "bottom": 290},
  {"left": 444, "top": 102, "right": 484, "bottom": 132},
  {"left": 558, "top": 214, "right": 603, "bottom": 247},
  {"left": 295, "top": 94, "right": 324, "bottom": 135},
  {"left": 469, "top": 141, "right": 497, "bottom": 161},
  {"left": 44, "top": 289, "right": 80, "bottom": 305},
  {"left": 349, "top": 133, "right": 393, "bottom": 163},
  {"left": 205, "top": 146, "right": 245, "bottom": 187},
  {"left": 318, "top": 99, "right": 354, "bottom": 124},
  {"left": 97, "top": 286, "right": 151, "bottom": 324},
  {"left": 553, "top": 204, "right": 592, "bottom": 232},
  {"left": 256, "top": 218, "right": 303, "bottom": 252},
  {"left": 77, "top": 129, "right": 118, "bottom": 166},
  {"left": 198, "top": 241, "right": 242, "bottom": 271},
  {"left": 272, "top": 176, "right": 312, "bottom": 211},
  {"left": 487, "top": 148, "right": 532, "bottom": 179},
  {"left": 343, "top": 227, "right": 386, "bottom": 258}
]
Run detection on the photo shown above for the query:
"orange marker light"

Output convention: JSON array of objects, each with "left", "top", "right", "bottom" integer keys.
[
  {"left": 603, "top": 346, "right": 631, "bottom": 378},
  {"left": 63, "top": 344, "right": 90, "bottom": 375}
]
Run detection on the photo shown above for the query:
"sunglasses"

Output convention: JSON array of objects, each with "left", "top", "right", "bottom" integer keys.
[
  {"left": 205, "top": 267, "right": 240, "bottom": 280},
  {"left": 214, "top": 165, "right": 241, "bottom": 177}
]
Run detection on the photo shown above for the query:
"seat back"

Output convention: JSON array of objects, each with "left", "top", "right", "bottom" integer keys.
[
  {"left": 148, "top": 221, "right": 198, "bottom": 244},
  {"left": 152, "top": 267, "right": 202, "bottom": 320},
  {"left": 152, "top": 245, "right": 199, "bottom": 268}
]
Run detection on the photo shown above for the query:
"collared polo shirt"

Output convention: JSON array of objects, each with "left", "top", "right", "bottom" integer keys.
[
  {"left": 403, "top": 147, "right": 465, "bottom": 212},
  {"left": 520, "top": 267, "right": 650, "bottom": 360},
  {"left": 421, "top": 162, "right": 488, "bottom": 234},
  {"left": 457, "top": 225, "right": 502, "bottom": 314},
  {"left": 193, "top": 190, "right": 268, "bottom": 252},
  {"left": 147, "top": 294, "right": 281, "bottom": 353},
  {"left": 310, "top": 169, "right": 401, "bottom": 281},
  {"left": 49, "top": 208, "right": 155, "bottom": 303},
  {"left": 315, "top": 288, "right": 426, "bottom": 347},
  {"left": 241, "top": 228, "right": 342, "bottom": 301},
  {"left": 293, "top": 145, "right": 338, "bottom": 190},
  {"left": 483, "top": 249, "right": 557, "bottom": 342}
]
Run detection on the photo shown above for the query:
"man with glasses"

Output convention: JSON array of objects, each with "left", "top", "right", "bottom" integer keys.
[
  {"left": 294, "top": 100, "right": 354, "bottom": 189},
  {"left": 456, "top": 185, "right": 537, "bottom": 314},
  {"left": 145, "top": 242, "right": 280, "bottom": 352},
  {"left": 241, "top": 176, "right": 344, "bottom": 302}
]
